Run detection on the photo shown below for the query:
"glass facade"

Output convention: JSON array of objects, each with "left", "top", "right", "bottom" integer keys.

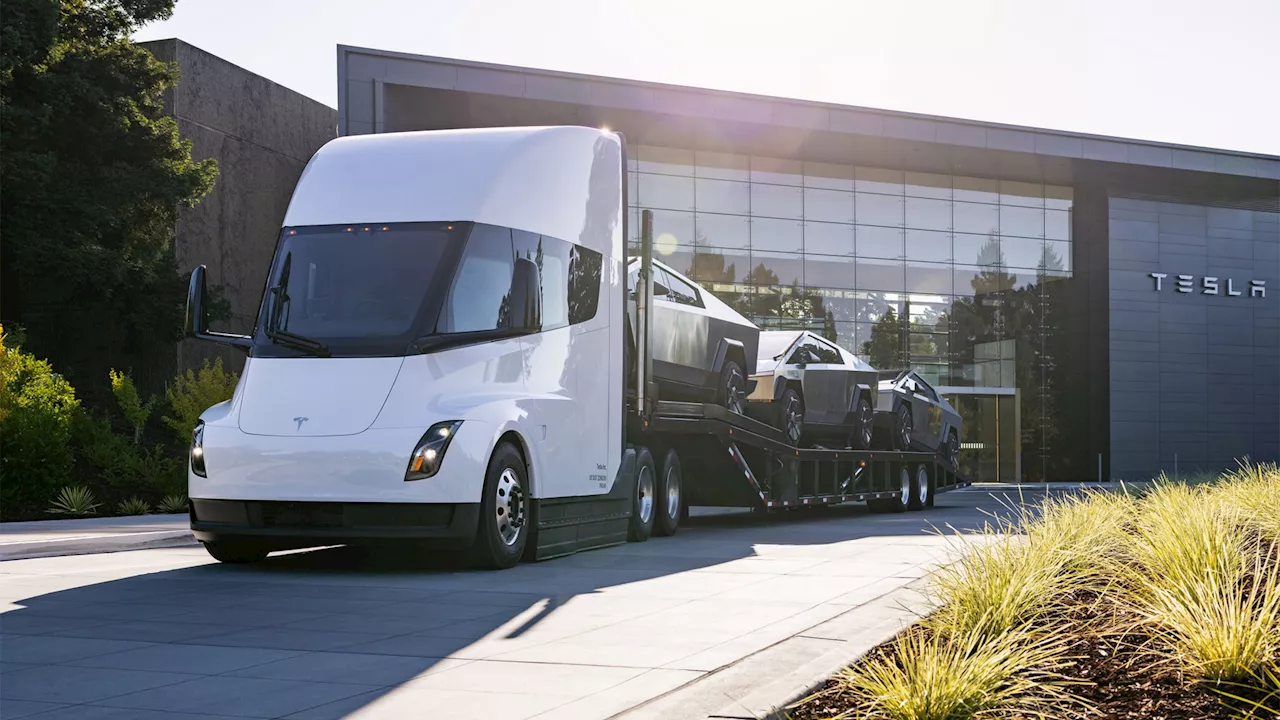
[{"left": 628, "top": 146, "right": 1077, "bottom": 481}]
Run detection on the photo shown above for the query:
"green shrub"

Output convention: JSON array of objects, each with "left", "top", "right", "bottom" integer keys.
[
  {"left": 163, "top": 358, "right": 238, "bottom": 445},
  {"left": 47, "top": 486, "right": 100, "bottom": 516},
  {"left": 75, "top": 412, "right": 184, "bottom": 502},
  {"left": 1, "top": 327, "right": 81, "bottom": 519},
  {"left": 157, "top": 494, "right": 189, "bottom": 514},
  {"left": 109, "top": 369, "right": 155, "bottom": 445},
  {"left": 116, "top": 497, "right": 151, "bottom": 515}
]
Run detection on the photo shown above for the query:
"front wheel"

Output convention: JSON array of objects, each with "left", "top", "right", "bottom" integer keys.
[
  {"left": 718, "top": 360, "right": 746, "bottom": 415},
  {"left": 471, "top": 443, "right": 530, "bottom": 570},
  {"left": 203, "top": 540, "right": 269, "bottom": 564},
  {"left": 893, "top": 405, "right": 914, "bottom": 450},
  {"left": 944, "top": 430, "right": 960, "bottom": 469},
  {"left": 778, "top": 387, "right": 804, "bottom": 446},
  {"left": 849, "top": 396, "right": 874, "bottom": 450}
]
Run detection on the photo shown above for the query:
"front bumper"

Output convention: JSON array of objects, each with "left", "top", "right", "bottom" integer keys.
[{"left": 190, "top": 499, "right": 479, "bottom": 548}]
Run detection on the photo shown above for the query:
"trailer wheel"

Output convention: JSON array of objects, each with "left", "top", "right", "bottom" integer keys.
[
  {"left": 471, "top": 442, "right": 530, "bottom": 570},
  {"left": 909, "top": 464, "right": 930, "bottom": 511},
  {"left": 654, "top": 447, "right": 683, "bottom": 537},
  {"left": 870, "top": 466, "right": 911, "bottom": 513},
  {"left": 628, "top": 446, "right": 657, "bottom": 542},
  {"left": 203, "top": 541, "right": 269, "bottom": 564}
]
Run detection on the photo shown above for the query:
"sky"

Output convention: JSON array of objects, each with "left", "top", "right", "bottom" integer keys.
[{"left": 134, "top": 0, "right": 1280, "bottom": 156}]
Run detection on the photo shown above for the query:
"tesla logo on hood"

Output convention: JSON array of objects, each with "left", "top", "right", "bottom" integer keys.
[{"left": 293, "top": 416, "right": 309, "bottom": 431}]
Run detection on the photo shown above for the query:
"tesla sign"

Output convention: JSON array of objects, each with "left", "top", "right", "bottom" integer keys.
[{"left": 1149, "top": 273, "right": 1265, "bottom": 298}]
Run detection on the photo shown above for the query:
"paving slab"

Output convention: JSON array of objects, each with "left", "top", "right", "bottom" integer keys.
[{"left": 0, "top": 490, "right": 1044, "bottom": 720}]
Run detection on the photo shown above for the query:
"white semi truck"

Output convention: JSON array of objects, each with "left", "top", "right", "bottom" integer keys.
[{"left": 183, "top": 126, "right": 967, "bottom": 569}]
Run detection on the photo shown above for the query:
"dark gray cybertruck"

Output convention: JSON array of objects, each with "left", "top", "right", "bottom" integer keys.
[{"left": 874, "top": 369, "right": 962, "bottom": 466}]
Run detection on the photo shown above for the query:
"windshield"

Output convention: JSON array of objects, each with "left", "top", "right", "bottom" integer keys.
[
  {"left": 253, "top": 223, "right": 459, "bottom": 356},
  {"left": 757, "top": 332, "right": 801, "bottom": 366}
]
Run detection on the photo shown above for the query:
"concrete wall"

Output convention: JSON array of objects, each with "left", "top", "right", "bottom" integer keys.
[
  {"left": 141, "top": 39, "right": 337, "bottom": 375},
  {"left": 1109, "top": 197, "right": 1280, "bottom": 480}
]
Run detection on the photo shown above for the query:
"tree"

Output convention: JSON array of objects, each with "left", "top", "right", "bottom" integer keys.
[
  {"left": 862, "top": 306, "right": 903, "bottom": 369},
  {"left": 1, "top": 0, "right": 218, "bottom": 401}
]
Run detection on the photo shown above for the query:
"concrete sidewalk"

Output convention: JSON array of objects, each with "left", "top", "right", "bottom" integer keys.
[{"left": 0, "top": 514, "right": 195, "bottom": 561}]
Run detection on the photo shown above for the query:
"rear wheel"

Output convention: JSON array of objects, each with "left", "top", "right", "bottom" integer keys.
[
  {"left": 628, "top": 446, "right": 656, "bottom": 542},
  {"left": 471, "top": 443, "right": 529, "bottom": 570},
  {"left": 654, "top": 447, "right": 683, "bottom": 537},
  {"left": 718, "top": 360, "right": 747, "bottom": 415},
  {"left": 778, "top": 387, "right": 804, "bottom": 446},
  {"left": 869, "top": 466, "right": 911, "bottom": 514},
  {"left": 203, "top": 540, "right": 269, "bottom": 564},
  {"left": 909, "top": 464, "right": 930, "bottom": 511},
  {"left": 849, "top": 396, "right": 874, "bottom": 450},
  {"left": 944, "top": 430, "right": 960, "bottom": 469},
  {"left": 893, "top": 405, "right": 914, "bottom": 450}
]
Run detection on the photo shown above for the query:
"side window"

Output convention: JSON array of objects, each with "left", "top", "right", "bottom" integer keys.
[
  {"left": 651, "top": 268, "right": 672, "bottom": 298},
  {"left": 809, "top": 339, "right": 842, "bottom": 364},
  {"left": 662, "top": 270, "right": 704, "bottom": 308},
  {"left": 439, "top": 226, "right": 513, "bottom": 333},
  {"left": 788, "top": 341, "right": 819, "bottom": 364},
  {"left": 567, "top": 243, "right": 603, "bottom": 325}
]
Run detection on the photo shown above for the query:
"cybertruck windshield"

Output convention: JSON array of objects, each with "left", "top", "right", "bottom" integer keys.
[{"left": 252, "top": 222, "right": 465, "bottom": 357}]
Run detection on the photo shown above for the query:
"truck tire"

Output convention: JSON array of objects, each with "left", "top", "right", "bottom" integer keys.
[
  {"left": 893, "top": 404, "right": 914, "bottom": 450},
  {"left": 869, "top": 466, "right": 911, "bottom": 514},
  {"left": 203, "top": 540, "right": 269, "bottom": 564},
  {"left": 849, "top": 396, "right": 874, "bottom": 450},
  {"left": 654, "top": 447, "right": 683, "bottom": 537},
  {"left": 909, "top": 464, "right": 930, "bottom": 511},
  {"left": 471, "top": 442, "right": 530, "bottom": 570},
  {"left": 718, "top": 359, "right": 746, "bottom": 415},
  {"left": 778, "top": 387, "right": 804, "bottom": 446},
  {"left": 628, "top": 446, "right": 656, "bottom": 542},
  {"left": 943, "top": 430, "right": 960, "bottom": 470}
]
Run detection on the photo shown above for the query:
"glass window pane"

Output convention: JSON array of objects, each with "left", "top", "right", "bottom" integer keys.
[
  {"left": 909, "top": 332, "right": 948, "bottom": 359},
  {"left": 752, "top": 183, "right": 802, "bottom": 219},
  {"left": 831, "top": 321, "right": 859, "bottom": 355},
  {"left": 750, "top": 156, "right": 803, "bottom": 186},
  {"left": 748, "top": 250, "right": 804, "bottom": 287},
  {"left": 1043, "top": 240, "right": 1072, "bottom": 273},
  {"left": 856, "top": 167, "right": 904, "bottom": 194},
  {"left": 999, "top": 180, "right": 1044, "bottom": 207},
  {"left": 956, "top": 263, "right": 1015, "bottom": 294},
  {"left": 567, "top": 242, "right": 603, "bottom": 325},
  {"left": 953, "top": 176, "right": 999, "bottom": 204},
  {"left": 954, "top": 232, "right": 996, "bottom": 266},
  {"left": 695, "top": 178, "right": 750, "bottom": 215},
  {"left": 1045, "top": 185, "right": 1074, "bottom": 212},
  {"left": 695, "top": 151, "right": 749, "bottom": 181},
  {"left": 804, "top": 188, "right": 854, "bottom": 224},
  {"left": 627, "top": 171, "right": 638, "bottom": 207},
  {"left": 906, "top": 229, "right": 952, "bottom": 263},
  {"left": 1000, "top": 204, "right": 1045, "bottom": 238},
  {"left": 1046, "top": 209, "right": 1071, "bottom": 241},
  {"left": 628, "top": 207, "right": 640, "bottom": 244},
  {"left": 805, "top": 221, "right": 854, "bottom": 256},
  {"left": 649, "top": 210, "right": 694, "bottom": 256},
  {"left": 954, "top": 201, "right": 1000, "bottom": 235},
  {"left": 441, "top": 226, "right": 513, "bottom": 333},
  {"left": 906, "top": 261, "right": 953, "bottom": 295},
  {"left": 906, "top": 294, "right": 951, "bottom": 333},
  {"left": 857, "top": 193, "right": 904, "bottom": 227},
  {"left": 1002, "top": 236, "right": 1045, "bottom": 269},
  {"left": 638, "top": 173, "right": 694, "bottom": 211},
  {"left": 856, "top": 258, "right": 905, "bottom": 292},
  {"left": 689, "top": 248, "right": 747, "bottom": 285},
  {"left": 696, "top": 212, "right": 749, "bottom": 250},
  {"left": 804, "top": 254, "right": 855, "bottom": 289},
  {"left": 751, "top": 217, "right": 803, "bottom": 253},
  {"left": 655, "top": 249, "right": 694, "bottom": 277},
  {"left": 856, "top": 291, "right": 899, "bottom": 323},
  {"left": 856, "top": 225, "right": 903, "bottom": 259},
  {"left": 813, "top": 288, "right": 859, "bottom": 322},
  {"left": 905, "top": 172, "right": 953, "bottom": 199},
  {"left": 803, "top": 161, "right": 855, "bottom": 190},
  {"left": 636, "top": 145, "right": 693, "bottom": 176},
  {"left": 906, "top": 197, "right": 952, "bottom": 231}
]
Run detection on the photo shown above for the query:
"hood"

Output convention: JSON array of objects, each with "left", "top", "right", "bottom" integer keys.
[{"left": 238, "top": 357, "right": 405, "bottom": 437}]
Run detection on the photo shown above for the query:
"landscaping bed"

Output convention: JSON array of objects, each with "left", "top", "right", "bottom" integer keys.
[{"left": 787, "top": 465, "right": 1280, "bottom": 720}]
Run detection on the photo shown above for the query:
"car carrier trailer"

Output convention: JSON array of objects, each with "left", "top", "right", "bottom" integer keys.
[{"left": 182, "top": 125, "right": 967, "bottom": 568}]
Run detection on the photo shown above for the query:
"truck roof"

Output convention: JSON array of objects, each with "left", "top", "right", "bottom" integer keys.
[{"left": 282, "top": 126, "right": 623, "bottom": 258}]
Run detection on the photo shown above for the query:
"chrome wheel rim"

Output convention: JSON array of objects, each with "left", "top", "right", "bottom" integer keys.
[
  {"left": 665, "top": 466, "right": 680, "bottom": 519},
  {"left": 783, "top": 395, "right": 803, "bottom": 444},
  {"left": 916, "top": 466, "right": 929, "bottom": 504},
  {"left": 637, "top": 464, "right": 655, "bottom": 524},
  {"left": 724, "top": 367, "right": 745, "bottom": 414},
  {"left": 899, "top": 467, "right": 911, "bottom": 505},
  {"left": 495, "top": 468, "right": 525, "bottom": 546}
]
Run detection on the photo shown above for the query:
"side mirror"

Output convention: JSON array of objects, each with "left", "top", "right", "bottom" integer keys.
[
  {"left": 185, "top": 265, "right": 252, "bottom": 350},
  {"left": 508, "top": 258, "right": 542, "bottom": 331}
]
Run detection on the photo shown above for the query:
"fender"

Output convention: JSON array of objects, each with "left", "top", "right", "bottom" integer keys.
[
  {"left": 710, "top": 337, "right": 746, "bottom": 375},
  {"left": 772, "top": 375, "right": 792, "bottom": 401},
  {"left": 840, "top": 383, "right": 874, "bottom": 425}
]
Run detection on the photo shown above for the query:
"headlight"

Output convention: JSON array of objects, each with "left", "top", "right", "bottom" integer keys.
[
  {"left": 190, "top": 422, "right": 207, "bottom": 477},
  {"left": 405, "top": 421, "right": 463, "bottom": 481}
]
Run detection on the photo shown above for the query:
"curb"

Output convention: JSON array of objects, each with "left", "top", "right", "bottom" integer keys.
[{"left": 0, "top": 530, "right": 197, "bottom": 561}]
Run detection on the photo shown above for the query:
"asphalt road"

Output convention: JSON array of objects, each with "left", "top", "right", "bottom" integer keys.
[{"left": 0, "top": 487, "right": 1045, "bottom": 720}]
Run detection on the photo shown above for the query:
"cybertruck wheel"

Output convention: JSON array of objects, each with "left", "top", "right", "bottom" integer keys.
[
  {"left": 654, "top": 447, "right": 683, "bottom": 537},
  {"left": 718, "top": 360, "right": 747, "bottom": 415},
  {"left": 778, "top": 388, "right": 804, "bottom": 446},
  {"left": 628, "top": 446, "right": 657, "bottom": 542},
  {"left": 472, "top": 442, "right": 530, "bottom": 570},
  {"left": 203, "top": 541, "right": 269, "bottom": 564},
  {"left": 944, "top": 430, "right": 960, "bottom": 469},
  {"left": 894, "top": 405, "right": 914, "bottom": 450},
  {"left": 849, "top": 396, "right": 874, "bottom": 450}
]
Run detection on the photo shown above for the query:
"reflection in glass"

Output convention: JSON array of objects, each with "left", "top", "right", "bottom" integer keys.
[
  {"left": 1046, "top": 209, "right": 1071, "bottom": 241},
  {"left": 803, "top": 162, "right": 855, "bottom": 190},
  {"left": 906, "top": 229, "right": 952, "bottom": 263},
  {"left": 856, "top": 167, "right": 904, "bottom": 195},
  {"left": 856, "top": 193, "right": 905, "bottom": 227},
  {"left": 906, "top": 197, "right": 952, "bottom": 231},
  {"left": 905, "top": 172, "right": 953, "bottom": 199},
  {"left": 750, "top": 156, "right": 804, "bottom": 186},
  {"left": 856, "top": 258, "right": 905, "bottom": 292},
  {"left": 905, "top": 261, "right": 953, "bottom": 295},
  {"left": 751, "top": 217, "right": 803, "bottom": 253},
  {"left": 696, "top": 178, "right": 750, "bottom": 215},
  {"left": 804, "top": 188, "right": 855, "bottom": 224},
  {"left": 856, "top": 225, "right": 904, "bottom": 259},
  {"left": 954, "top": 201, "right": 1000, "bottom": 235},
  {"left": 1002, "top": 236, "right": 1047, "bottom": 270},
  {"left": 751, "top": 183, "right": 803, "bottom": 219},
  {"left": 805, "top": 221, "right": 855, "bottom": 256},
  {"left": 636, "top": 146, "right": 693, "bottom": 176},
  {"left": 1000, "top": 204, "right": 1045, "bottom": 238},
  {"left": 687, "top": 248, "right": 748, "bottom": 286},
  {"left": 638, "top": 173, "right": 695, "bottom": 211},
  {"left": 748, "top": 250, "right": 804, "bottom": 287},
  {"left": 953, "top": 176, "right": 1000, "bottom": 204},
  {"left": 1000, "top": 180, "right": 1044, "bottom": 207},
  {"left": 648, "top": 210, "right": 694, "bottom": 256},
  {"left": 696, "top": 212, "right": 750, "bottom": 250},
  {"left": 804, "top": 254, "right": 855, "bottom": 289},
  {"left": 694, "top": 151, "right": 749, "bottom": 181}
]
